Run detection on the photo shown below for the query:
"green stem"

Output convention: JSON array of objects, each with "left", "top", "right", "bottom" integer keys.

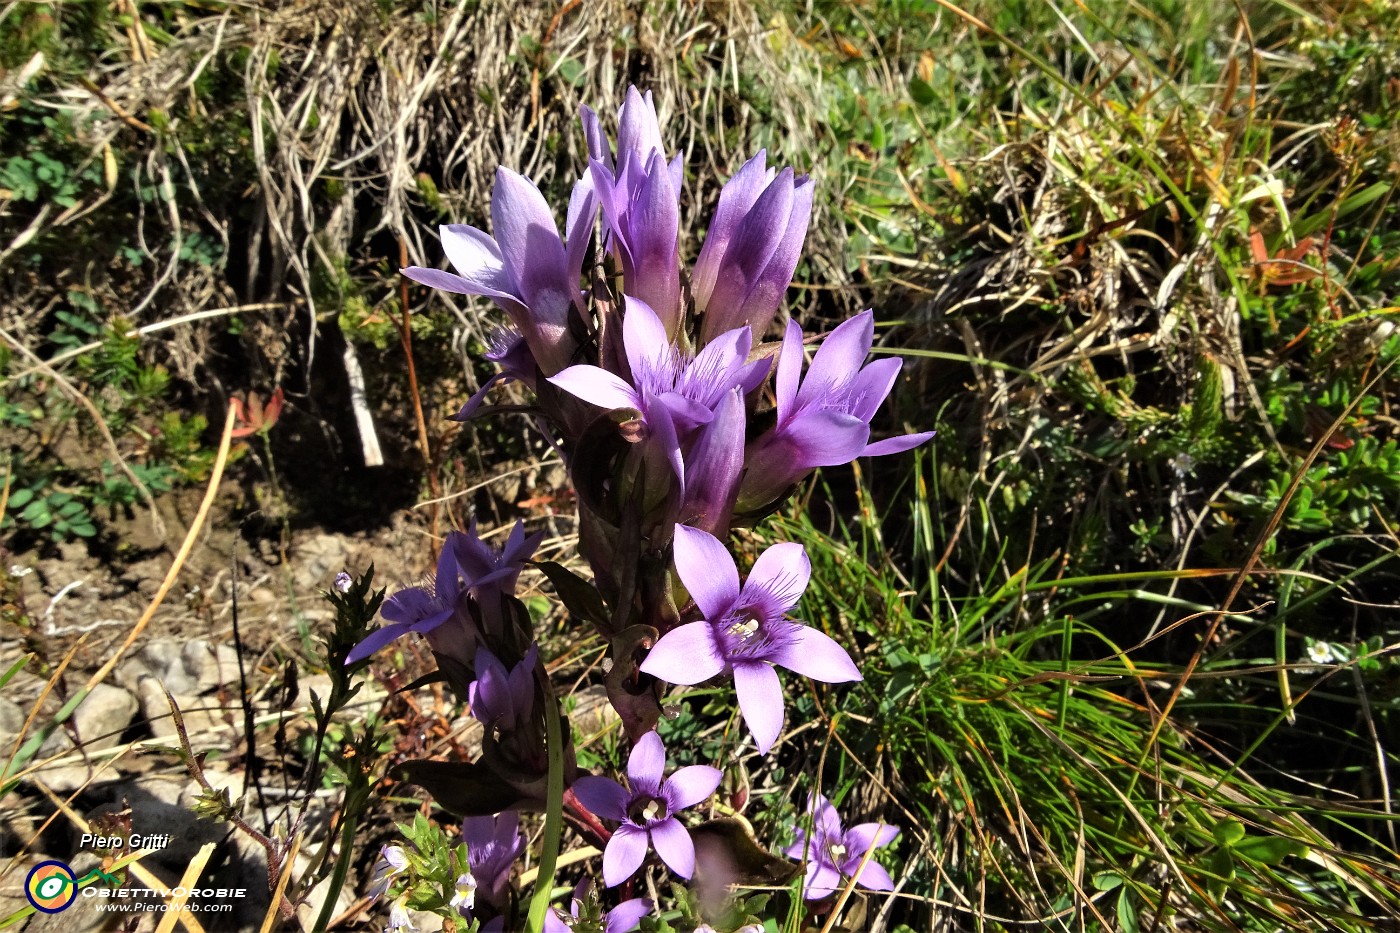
[
  {"left": 525, "top": 692, "right": 565, "bottom": 932},
  {"left": 311, "top": 807, "right": 360, "bottom": 933}
]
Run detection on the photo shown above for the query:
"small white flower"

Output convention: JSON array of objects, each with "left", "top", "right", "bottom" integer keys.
[
  {"left": 334, "top": 571, "right": 353, "bottom": 593},
  {"left": 388, "top": 895, "right": 417, "bottom": 933},
  {"left": 368, "top": 844, "right": 409, "bottom": 902},
  {"left": 1168, "top": 452, "right": 1196, "bottom": 477},
  {"left": 1306, "top": 641, "right": 1336, "bottom": 665},
  {"left": 449, "top": 870, "right": 477, "bottom": 915},
  {"left": 8, "top": 565, "right": 32, "bottom": 578}
]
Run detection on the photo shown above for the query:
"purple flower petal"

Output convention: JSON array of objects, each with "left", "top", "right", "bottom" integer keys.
[
  {"left": 681, "top": 326, "right": 752, "bottom": 409},
  {"left": 401, "top": 265, "right": 513, "bottom": 300},
  {"left": 676, "top": 388, "right": 745, "bottom": 536},
  {"left": 648, "top": 817, "right": 696, "bottom": 878},
  {"left": 605, "top": 897, "right": 653, "bottom": 933},
  {"left": 616, "top": 87, "right": 665, "bottom": 171},
  {"left": 579, "top": 104, "right": 612, "bottom": 172},
  {"left": 491, "top": 167, "right": 568, "bottom": 305},
  {"left": 735, "top": 175, "right": 813, "bottom": 339},
  {"left": 603, "top": 824, "right": 649, "bottom": 887},
  {"left": 733, "top": 662, "right": 785, "bottom": 755},
  {"left": 640, "top": 622, "right": 724, "bottom": 686},
  {"left": 661, "top": 765, "right": 722, "bottom": 811},
  {"left": 449, "top": 371, "right": 514, "bottom": 422},
  {"left": 809, "top": 792, "right": 843, "bottom": 838},
  {"left": 438, "top": 224, "right": 515, "bottom": 294},
  {"left": 769, "top": 626, "right": 861, "bottom": 684},
  {"left": 627, "top": 730, "right": 666, "bottom": 794},
  {"left": 565, "top": 174, "right": 598, "bottom": 288},
  {"left": 775, "top": 409, "right": 871, "bottom": 467},
  {"left": 644, "top": 387, "right": 684, "bottom": 486},
  {"left": 862, "top": 431, "right": 937, "bottom": 458},
  {"left": 745, "top": 541, "right": 811, "bottom": 612},
  {"left": 548, "top": 365, "right": 642, "bottom": 413},
  {"left": 629, "top": 151, "right": 681, "bottom": 333},
  {"left": 774, "top": 319, "right": 804, "bottom": 423},
  {"left": 345, "top": 621, "right": 411, "bottom": 664},
  {"left": 571, "top": 776, "right": 629, "bottom": 821},
  {"left": 666, "top": 152, "right": 684, "bottom": 202},
  {"left": 656, "top": 391, "right": 714, "bottom": 432},
  {"left": 782, "top": 829, "right": 809, "bottom": 862},
  {"left": 844, "top": 822, "right": 900, "bottom": 856},
  {"left": 621, "top": 297, "right": 672, "bottom": 388},
  {"left": 590, "top": 157, "right": 632, "bottom": 268},
  {"left": 506, "top": 644, "right": 538, "bottom": 713},
  {"left": 692, "top": 150, "right": 771, "bottom": 311},
  {"left": 672, "top": 525, "right": 741, "bottom": 621},
  {"left": 846, "top": 356, "right": 902, "bottom": 422},
  {"left": 848, "top": 859, "right": 895, "bottom": 892},
  {"left": 380, "top": 587, "right": 435, "bottom": 625},
  {"left": 702, "top": 168, "right": 794, "bottom": 336},
  {"left": 797, "top": 311, "right": 874, "bottom": 409},
  {"left": 803, "top": 861, "right": 843, "bottom": 900}
]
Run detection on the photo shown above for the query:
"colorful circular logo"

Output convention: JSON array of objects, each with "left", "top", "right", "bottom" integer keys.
[{"left": 25, "top": 860, "right": 77, "bottom": 913}]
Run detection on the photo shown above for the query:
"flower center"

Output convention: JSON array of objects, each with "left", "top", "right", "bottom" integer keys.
[
  {"left": 716, "top": 607, "right": 796, "bottom": 663},
  {"left": 725, "top": 615, "right": 761, "bottom": 641},
  {"left": 828, "top": 842, "right": 847, "bottom": 862},
  {"left": 629, "top": 795, "right": 669, "bottom": 825}
]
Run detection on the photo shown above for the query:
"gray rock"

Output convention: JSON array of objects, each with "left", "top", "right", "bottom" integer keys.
[
  {"left": 293, "top": 533, "right": 350, "bottom": 591},
  {"left": 297, "top": 673, "right": 387, "bottom": 722},
  {"left": 295, "top": 857, "right": 356, "bottom": 932},
  {"left": 38, "top": 683, "right": 137, "bottom": 758},
  {"left": 117, "top": 639, "right": 241, "bottom": 697},
  {"left": 0, "top": 697, "right": 25, "bottom": 747},
  {"left": 135, "top": 676, "right": 239, "bottom": 746}
]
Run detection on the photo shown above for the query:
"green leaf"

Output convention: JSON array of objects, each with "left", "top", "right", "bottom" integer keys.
[
  {"left": 909, "top": 76, "right": 937, "bottom": 105},
  {"left": 534, "top": 560, "right": 609, "bottom": 628},
  {"left": 557, "top": 57, "right": 585, "bottom": 85},
  {"left": 1117, "top": 887, "right": 1140, "bottom": 933},
  {"left": 1232, "top": 835, "right": 1309, "bottom": 866},
  {"left": 8, "top": 488, "right": 34, "bottom": 508},
  {"left": 1092, "top": 870, "right": 1124, "bottom": 892},
  {"left": 1212, "top": 818, "right": 1246, "bottom": 847}
]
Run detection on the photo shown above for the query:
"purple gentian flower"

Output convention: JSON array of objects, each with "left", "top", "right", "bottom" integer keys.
[
  {"left": 452, "top": 520, "right": 543, "bottom": 598},
  {"left": 333, "top": 571, "right": 353, "bottom": 593},
  {"left": 462, "top": 810, "right": 527, "bottom": 908},
  {"left": 571, "top": 730, "right": 722, "bottom": 887},
  {"left": 738, "top": 311, "right": 935, "bottom": 509},
  {"left": 346, "top": 544, "right": 461, "bottom": 664},
  {"left": 692, "top": 150, "right": 814, "bottom": 346},
  {"left": 783, "top": 792, "right": 899, "bottom": 900},
  {"left": 543, "top": 878, "right": 650, "bottom": 933},
  {"left": 582, "top": 88, "right": 685, "bottom": 336},
  {"left": 675, "top": 386, "right": 745, "bottom": 537},
  {"left": 468, "top": 644, "right": 539, "bottom": 734},
  {"left": 401, "top": 168, "right": 595, "bottom": 375},
  {"left": 548, "top": 296, "right": 769, "bottom": 435},
  {"left": 367, "top": 844, "right": 408, "bottom": 902},
  {"left": 448, "top": 328, "right": 537, "bottom": 422},
  {"left": 641, "top": 525, "right": 861, "bottom": 755}
]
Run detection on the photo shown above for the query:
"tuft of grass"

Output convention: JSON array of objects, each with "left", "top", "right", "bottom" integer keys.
[{"left": 749, "top": 452, "right": 1400, "bottom": 931}]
